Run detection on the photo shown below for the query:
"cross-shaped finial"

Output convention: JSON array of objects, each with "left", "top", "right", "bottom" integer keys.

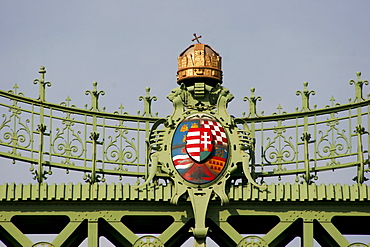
[{"left": 192, "top": 33, "right": 202, "bottom": 43}]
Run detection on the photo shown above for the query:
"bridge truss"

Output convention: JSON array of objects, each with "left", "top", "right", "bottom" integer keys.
[{"left": 0, "top": 67, "right": 369, "bottom": 246}]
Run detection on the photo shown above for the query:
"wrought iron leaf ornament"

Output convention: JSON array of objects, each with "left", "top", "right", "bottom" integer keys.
[
  {"left": 0, "top": 39, "right": 369, "bottom": 246},
  {"left": 0, "top": 63, "right": 368, "bottom": 185}
]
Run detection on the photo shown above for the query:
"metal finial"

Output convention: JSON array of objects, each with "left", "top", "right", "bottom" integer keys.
[{"left": 192, "top": 33, "right": 202, "bottom": 44}]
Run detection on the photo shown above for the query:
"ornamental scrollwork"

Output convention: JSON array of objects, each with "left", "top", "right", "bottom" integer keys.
[
  {"left": 133, "top": 235, "right": 164, "bottom": 247},
  {"left": 316, "top": 111, "right": 349, "bottom": 166},
  {"left": 104, "top": 120, "right": 138, "bottom": 167},
  {"left": 52, "top": 113, "right": 84, "bottom": 166},
  {"left": 263, "top": 120, "right": 296, "bottom": 171},
  {"left": 0, "top": 99, "right": 31, "bottom": 156},
  {"left": 138, "top": 87, "right": 158, "bottom": 117},
  {"left": 237, "top": 236, "right": 268, "bottom": 247},
  {"left": 243, "top": 87, "right": 262, "bottom": 117},
  {"left": 296, "top": 81, "right": 315, "bottom": 112},
  {"left": 349, "top": 71, "right": 369, "bottom": 103}
]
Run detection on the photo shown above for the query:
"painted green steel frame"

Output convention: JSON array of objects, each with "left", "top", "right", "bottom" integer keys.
[
  {"left": 0, "top": 183, "right": 370, "bottom": 246},
  {"left": 0, "top": 68, "right": 369, "bottom": 185},
  {"left": 0, "top": 68, "right": 370, "bottom": 246}
]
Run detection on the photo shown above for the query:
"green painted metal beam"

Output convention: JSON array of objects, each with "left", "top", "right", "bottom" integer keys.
[
  {"left": 106, "top": 222, "right": 138, "bottom": 245},
  {"left": 263, "top": 221, "right": 293, "bottom": 246},
  {"left": 52, "top": 221, "right": 87, "bottom": 247},
  {"left": 1, "top": 182, "right": 370, "bottom": 202},
  {"left": 88, "top": 221, "right": 99, "bottom": 247},
  {"left": 158, "top": 221, "right": 189, "bottom": 245},
  {"left": 303, "top": 221, "right": 314, "bottom": 247},
  {"left": 216, "top": 221, "right": 243, "bottom": 245},
  {"left": 0, "top": 222, "right": 33, "bottom": 247},
  {"left": 319, "top": 222, "right": 350, "bottom": 246}
]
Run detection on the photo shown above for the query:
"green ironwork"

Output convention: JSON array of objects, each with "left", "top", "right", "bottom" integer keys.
[
  {"left": 9, "top": 69, "right": 365, "bottom": 185},
  {"left": 0, "top": 63, "right": 369, "bottom": 246},
  {"left": 0, "top": 68, "right": 164, "bottom": 184},
  {"left": 238, "top": 79, "right": 370, "bottom": 186},
  {"left": 1, "top": 182, "right": 370, "bottom": 246}
]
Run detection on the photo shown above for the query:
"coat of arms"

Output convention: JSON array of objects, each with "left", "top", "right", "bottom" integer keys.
[{"left": 171, "top": 114, "right": 228, "bottom": 184}]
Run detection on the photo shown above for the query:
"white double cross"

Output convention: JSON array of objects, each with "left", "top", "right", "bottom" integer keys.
[{"left": 201, "top": 132, "right": 211, "bottom": 150}]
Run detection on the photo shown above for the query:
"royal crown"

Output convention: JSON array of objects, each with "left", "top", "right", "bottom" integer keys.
[{"left": 177, "top": 43, "right": 222, "bottom": 86}]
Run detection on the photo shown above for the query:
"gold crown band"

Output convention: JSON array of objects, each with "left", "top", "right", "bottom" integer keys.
[{"left": 177, "top": 43, "right": 222, "bottom": 85}]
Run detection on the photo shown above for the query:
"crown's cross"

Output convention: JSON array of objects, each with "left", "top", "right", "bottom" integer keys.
[{"left": 192, "top": 33, "right": 202, "bottom": 43}]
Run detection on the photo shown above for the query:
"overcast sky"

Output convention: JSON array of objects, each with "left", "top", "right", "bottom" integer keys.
[
  {"left": 2, "top": 1, "right": 370, "bottom": 115},
  {"left": 1, "top": 1, "right": 370, "bottom": 246}
]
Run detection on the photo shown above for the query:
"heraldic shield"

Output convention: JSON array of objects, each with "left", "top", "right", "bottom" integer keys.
[
  {"left": 186, "top": 128, "right": 214, "bottom": 163},
  {"left": 171, "top": 114, "right": 229, "bottom": 184}
]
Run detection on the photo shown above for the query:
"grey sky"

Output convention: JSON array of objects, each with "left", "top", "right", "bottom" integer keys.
[
  {"left": 1, "top": 1, "right": 370, "bottom": 246},
  {"left": 2, "top": 1, "right": 370, "bottom": 115}
]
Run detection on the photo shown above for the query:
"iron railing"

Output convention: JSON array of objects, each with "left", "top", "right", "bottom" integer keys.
[
  {"left": 0, "top": 67, "right": 369, "bottom": 184},
  {"left": 239, "top": 74, "right": 369, "bottom": 184},
  {"left": 0, "top": 67, "right": 161, "bottom": 184}
]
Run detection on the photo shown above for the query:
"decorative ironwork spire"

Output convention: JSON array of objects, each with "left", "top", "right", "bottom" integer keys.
[
  {"left": 349, "top": 71, "right": 369, "bottom": 103},
  {"left": 33, "top": 66, "right": 52, "bottom": 102},
  {"left": 296, "top": 81, "right": 315, "bottom": 112}
]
